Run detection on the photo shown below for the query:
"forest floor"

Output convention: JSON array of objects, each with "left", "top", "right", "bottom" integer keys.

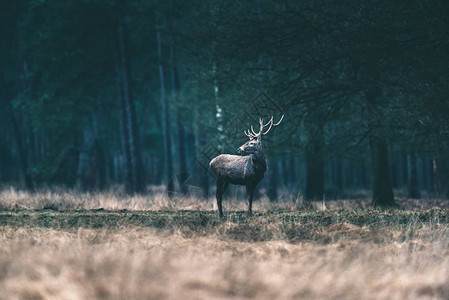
[{"left": 1, "top": 188, "right": 449, "bottom": 299}]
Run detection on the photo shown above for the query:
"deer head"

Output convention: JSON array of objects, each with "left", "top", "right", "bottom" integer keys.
[{"left": 238, "top": 115, "right": 284, "bottom": 154}]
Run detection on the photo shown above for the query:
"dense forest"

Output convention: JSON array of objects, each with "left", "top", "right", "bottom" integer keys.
[{"left": 1, "top": 0, "right": 449, "bottom": 207}]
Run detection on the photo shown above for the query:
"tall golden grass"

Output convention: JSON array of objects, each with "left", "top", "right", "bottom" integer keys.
[{"left": 1, "top": 225, "right": 448, "bottom": 299}]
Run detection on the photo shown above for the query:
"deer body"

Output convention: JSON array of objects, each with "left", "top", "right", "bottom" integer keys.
[
  {"left": 210, "top": 152, "right": 266, "bottom": 185},
  {"left": 209, "top": 115, "right": 283, "bottom": 217}
]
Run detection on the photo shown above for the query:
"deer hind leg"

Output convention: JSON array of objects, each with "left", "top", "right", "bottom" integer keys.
[
  {"left": 246, "top": 185, "right": 255, "bottom": 216},
  {"left": 216, "top": 179, "right": 229, "bottom": 217}
]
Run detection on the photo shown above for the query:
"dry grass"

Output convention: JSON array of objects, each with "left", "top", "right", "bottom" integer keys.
[
  {"left": 1, "top": 186, "right": 448, "bottom": 212},
  {"left": 0, "top": 186, "right": 301, "bottom": 212},
  {"left": 0, "top": 225, "right": 448, "bottom": 300},
  {"left": 1, "top": 187, "right": 449, "bottom": 299}
]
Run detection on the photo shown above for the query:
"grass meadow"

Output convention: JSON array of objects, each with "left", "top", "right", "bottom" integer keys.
[{"left": 1, "top": 187, "right": 449, "bottom": 299}]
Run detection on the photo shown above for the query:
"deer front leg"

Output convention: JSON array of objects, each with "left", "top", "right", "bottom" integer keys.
[
  {"left": 216, "top": 179, "right": 228, "bottom": 218},
  {"left": 246, "top": 184, "right": 255, "bottom": 216}
]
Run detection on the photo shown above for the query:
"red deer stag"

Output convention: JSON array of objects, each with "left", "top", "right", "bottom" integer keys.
[{"left": 209, "top": 115, "right": 284, "bottom": 217}]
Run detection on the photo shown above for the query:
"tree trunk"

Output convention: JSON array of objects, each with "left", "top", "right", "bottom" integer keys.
[
  {"left": 370, "top": 136, "right": 395, "bottom": 207},
  {"left": 401, "top": 153, "right": 408, "bottom": 189},
  {"left": 0, "top": 63, "right": 33, "bottom": 190},
  {"left": 157, "top": 25, "right": 174, "bottom": 196},
  {"left": 366, "top": 89, "right": 395, "bottom": 207},
  {"left": 9, "top": 111, "right": 34, "bottom": 190},
  {"left": 8, "top": 24, "right": 34, "bottom": 190},
  {"left": 171, "top": 44, "right": 188, "bottom": 195},
  {"left": 407, "top": 152, "right": 420, "bottom": 198},
  {"left": 336, "top": 159, "right": 344, "bottom": 194},
  {"left": 94, "top": 139, "right": 106, "bottom": 190},
  {"left": 193, "top": 105, "right": 209, "bottom": 198},
  {"left": 305, "top": 121, "right": 324, "bottom": 201},
  {"left": 433, "top": 157, "right": 441, "bottom": 198},
  {"left": 212, "top": 62, "right": 224, "bottom": 151},
  {"left": 288, "top": 155, "right": 297, "bottom": 191},
  {"left": 77, "top": 128, "right": 95, "bottom": 190},
  {"left": 117, "top": 18, "right": 145, "bottom": 194},
  {"left": 18, "top": 34, "right": 34, "bottom": 190},
  {"left": 267, "top": 158, "right": 278, "bottom": 201}
]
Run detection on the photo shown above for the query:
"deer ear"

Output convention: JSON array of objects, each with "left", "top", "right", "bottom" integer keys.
[{"left": 256, "top": 135, "right": 261, "bottom": 141}]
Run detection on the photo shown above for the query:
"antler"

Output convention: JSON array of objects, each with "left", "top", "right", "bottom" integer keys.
[
  {"left": 243, "top": 115, "right": 284, "bottom": 138},
  {"left": 244, "top": 129, "right": 257, "bottom": 139},
  {"left": 261, "top": 114, "right": 284, "bottom": 135}
]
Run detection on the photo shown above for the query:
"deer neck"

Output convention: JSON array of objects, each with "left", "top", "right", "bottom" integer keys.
[{"left": 250, "top": 145, "right": 266, "bottom": 170}]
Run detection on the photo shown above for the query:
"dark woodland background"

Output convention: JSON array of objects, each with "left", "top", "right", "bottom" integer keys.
[{"left": 1, "top": 0, "right": 449, "bottom": 207}]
